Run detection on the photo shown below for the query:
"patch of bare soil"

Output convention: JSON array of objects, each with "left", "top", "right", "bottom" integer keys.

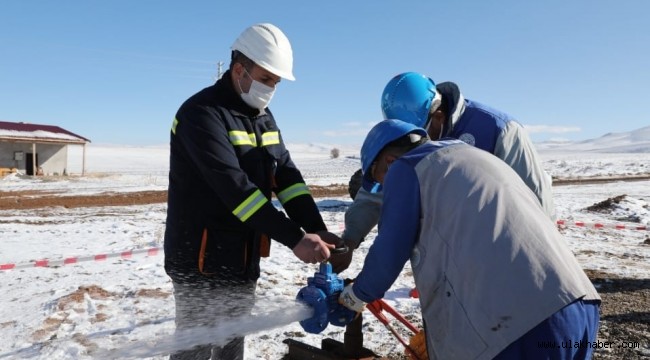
[
  {"left": 32, "top": 314, "right": 70, "bottom": 341},
  {"left": 134, "top": 288, "right": 172, "bottom": 299},
  {"left": 0, "top": 320, "right": 17, "bottom": 329},
  {"left": 30, "top": 285, "right": 172, "bottom": 344},
  {"left": 0, "top": 190, "right": 168, "bottom": 210},
  {"left": 0, "top": 185, "right": 349, "bottom": 210},
  {"left": 586, "top": 195, "right": 628, "bottom": 213},
  {"left": 585, "top": 270, "right": 650, "bottom": 359},
  {"left": 553, "top": 175, "right": 650, "bottom": 186},
  {"left": 309, "top": 184, "right": 349, "bottom": 198},
  {"left": 56, "top": 285, "right": 117, "bottom": 311}
]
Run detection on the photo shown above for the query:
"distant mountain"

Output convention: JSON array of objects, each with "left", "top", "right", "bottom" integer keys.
[
  {"left": 287, "top": 126, "right": 650, "bottom": 155},
  {"left": 536, "top": 126, "right": 650, "bottom": 153}
]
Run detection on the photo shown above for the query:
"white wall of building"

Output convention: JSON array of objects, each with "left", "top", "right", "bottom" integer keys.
[{"left": 0, "top": 142, "right": 69, "bottom": 175}]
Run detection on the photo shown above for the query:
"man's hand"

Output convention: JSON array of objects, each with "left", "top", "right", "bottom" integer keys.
[
  {"left": 338, "top": 283, "right": 366, "bottom": 313},
  {"left": 293, "top": 233, "right": 335, "bottom": 264}
]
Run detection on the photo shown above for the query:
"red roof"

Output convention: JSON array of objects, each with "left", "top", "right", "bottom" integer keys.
[{"left": 0, "top": 120, "right": 90, "bottom": 143}]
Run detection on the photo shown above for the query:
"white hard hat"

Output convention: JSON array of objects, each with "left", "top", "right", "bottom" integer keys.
[{"left": 231, "top": 23, "right": 295, "bottom": 81}]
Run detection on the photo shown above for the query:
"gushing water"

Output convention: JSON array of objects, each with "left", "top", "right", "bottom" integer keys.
[{"left": 95, "top": 299, "right": 314, "bottom": 359}]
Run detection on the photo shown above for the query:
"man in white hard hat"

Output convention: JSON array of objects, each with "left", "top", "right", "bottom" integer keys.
[{"left": 164, "top": 23, "right": 338, "bottom": 360}]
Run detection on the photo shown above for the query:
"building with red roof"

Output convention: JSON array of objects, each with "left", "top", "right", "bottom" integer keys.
[{"left": 0, "top": 121, "right": 90, "bottom": 176}]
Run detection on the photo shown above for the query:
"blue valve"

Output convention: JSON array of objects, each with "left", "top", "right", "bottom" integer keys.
[{"left": 296, "top": 262, "right": 357, "bottom": 334}]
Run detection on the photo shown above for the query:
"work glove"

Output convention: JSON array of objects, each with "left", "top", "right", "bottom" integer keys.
[
  {"left": 328, "top": 247, "right": 354, "bottom": 274},
  {"left": 407, "top": 329, "right": 429, "bottom": 360},
  {"left": 293, "top": 233, "right": 335, "bottom": 264},
  {"left": 316, "top": 230, "right": 343, "bottom": 246},
  {"left": 317, "top": 231, "right": 353, "bottom": 273},
  {"left": 338, "top": 283, "right": 366, "bottom": 313}
]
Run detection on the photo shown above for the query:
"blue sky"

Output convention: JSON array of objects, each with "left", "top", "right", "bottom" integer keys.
[{"left": 1, "top": 1, "right": 648, "bottom": 146}]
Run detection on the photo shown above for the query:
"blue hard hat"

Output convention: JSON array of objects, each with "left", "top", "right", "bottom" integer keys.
[
  {"left": 381, "top": 72, "right": 441, "bottom": 129},
  {"left": 360, "top": 119, "right": 428, "bottom": 189}
]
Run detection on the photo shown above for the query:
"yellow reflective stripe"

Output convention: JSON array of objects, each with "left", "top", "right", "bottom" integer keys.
[
  {"left": 277, "top": 183, "right": 311, "bottom": 205},
  {"left": 229, "top": 131, "right": 256, "bottom": 146},
  {"left": 171, "top": 117, "right": 179, "bottom": 135},
  {"left": 233, "top": 189, "right": 268, "bottom": 222},
  {"left": 261, "top": 131, "right": 280, "bottom": 146}
]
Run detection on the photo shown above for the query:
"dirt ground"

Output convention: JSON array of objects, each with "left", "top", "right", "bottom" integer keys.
[
  {"left": 0, "top": 184, "right": 348, "bottom": 210},
  {"left": 583, "top": 270, "right": 650, "bottom": 359},
  {"left": 1, "top": 185, "right": 648, "bottom": 358}
]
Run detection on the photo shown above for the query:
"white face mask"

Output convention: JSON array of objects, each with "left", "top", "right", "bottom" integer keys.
[{"left": 238, "top": 69, "right": 276, "bottom": 111}]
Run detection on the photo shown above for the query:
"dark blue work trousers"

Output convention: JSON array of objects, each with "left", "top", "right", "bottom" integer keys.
[{"left": 494, "top": 299, "right": 601, "bottom": 360}]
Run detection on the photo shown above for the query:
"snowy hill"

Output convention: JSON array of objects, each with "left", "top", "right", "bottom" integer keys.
[
  {"left": 536, "top": 125, "right": 650, "bottom": 153},
  {"left": 64, "top": 126, "right": 650, "bottom": 179},
  {"left": 287, "top": 126, "right": 650, "bottom": 155}
]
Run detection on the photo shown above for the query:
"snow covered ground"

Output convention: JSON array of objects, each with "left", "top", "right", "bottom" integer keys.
[{"left": 1, "top": 130, "right": 649, "bottom": 359}]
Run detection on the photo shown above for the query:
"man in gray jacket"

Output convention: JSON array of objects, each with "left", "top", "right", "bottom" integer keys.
[
  {"left": 334, "top": 72, "right": 554, "bottom": 271},
  {"left": 338, "top": 119, "right": 600, "bottom": 360}
]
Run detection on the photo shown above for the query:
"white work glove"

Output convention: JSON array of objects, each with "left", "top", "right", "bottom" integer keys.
[{"left": 338, "top": 284, "right": 366, "bottom": 313}]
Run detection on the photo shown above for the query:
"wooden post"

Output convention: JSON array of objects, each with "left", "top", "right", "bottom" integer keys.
[
  {"left": 82, "top": 143, "right": 87, "bottom": 176},
  {"left": 31, "top": 143, "right": 36, "bottom": 176}
]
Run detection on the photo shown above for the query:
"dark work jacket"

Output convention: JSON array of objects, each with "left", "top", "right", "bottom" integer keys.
[{"left": 164, "top": 70, "right": 326, "bottom": 284}]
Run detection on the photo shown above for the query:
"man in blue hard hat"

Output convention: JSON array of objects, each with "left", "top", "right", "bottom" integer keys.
[
  {"left": 338, "top": 119, "right": 600, "bottom": 360},
  {"left": 332, "top": 72, "right": 555, "bottom": 272}
]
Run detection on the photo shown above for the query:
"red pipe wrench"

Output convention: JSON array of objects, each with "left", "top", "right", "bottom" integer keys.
[{"left": 366, "top": 299, "right": 422, "bottom": 360}]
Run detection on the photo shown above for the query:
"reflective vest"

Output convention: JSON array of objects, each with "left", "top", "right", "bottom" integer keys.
[{"left": 164, "top": 71, "right": 326, "bottom": 283}]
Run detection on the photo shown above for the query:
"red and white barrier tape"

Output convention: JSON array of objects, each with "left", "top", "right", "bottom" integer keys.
[
  {"left": 556, "top": 219, "right": 648, "bottom": 231},
  {"left": 0, "top": 247, "right": 161, "bottom": 271},
  {"left": 2, "top": 219, "right": 646, "bottom": 272}
]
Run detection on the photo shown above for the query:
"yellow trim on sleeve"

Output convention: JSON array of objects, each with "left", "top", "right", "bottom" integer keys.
[
  {"left": 229, "top": 130, "right": 257, "bottom": 146},
  {"left": 171, "top": 117, "right": 179, "bottom": 135},
  {"left": 233, "top": 189, "right": 268, "bottom": 222},
  {"left": 261, "top": 131, "right": 280, "bottom": 146},
  {"left": 277, "top": 183, "right": 311, "bottom": 205}
]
